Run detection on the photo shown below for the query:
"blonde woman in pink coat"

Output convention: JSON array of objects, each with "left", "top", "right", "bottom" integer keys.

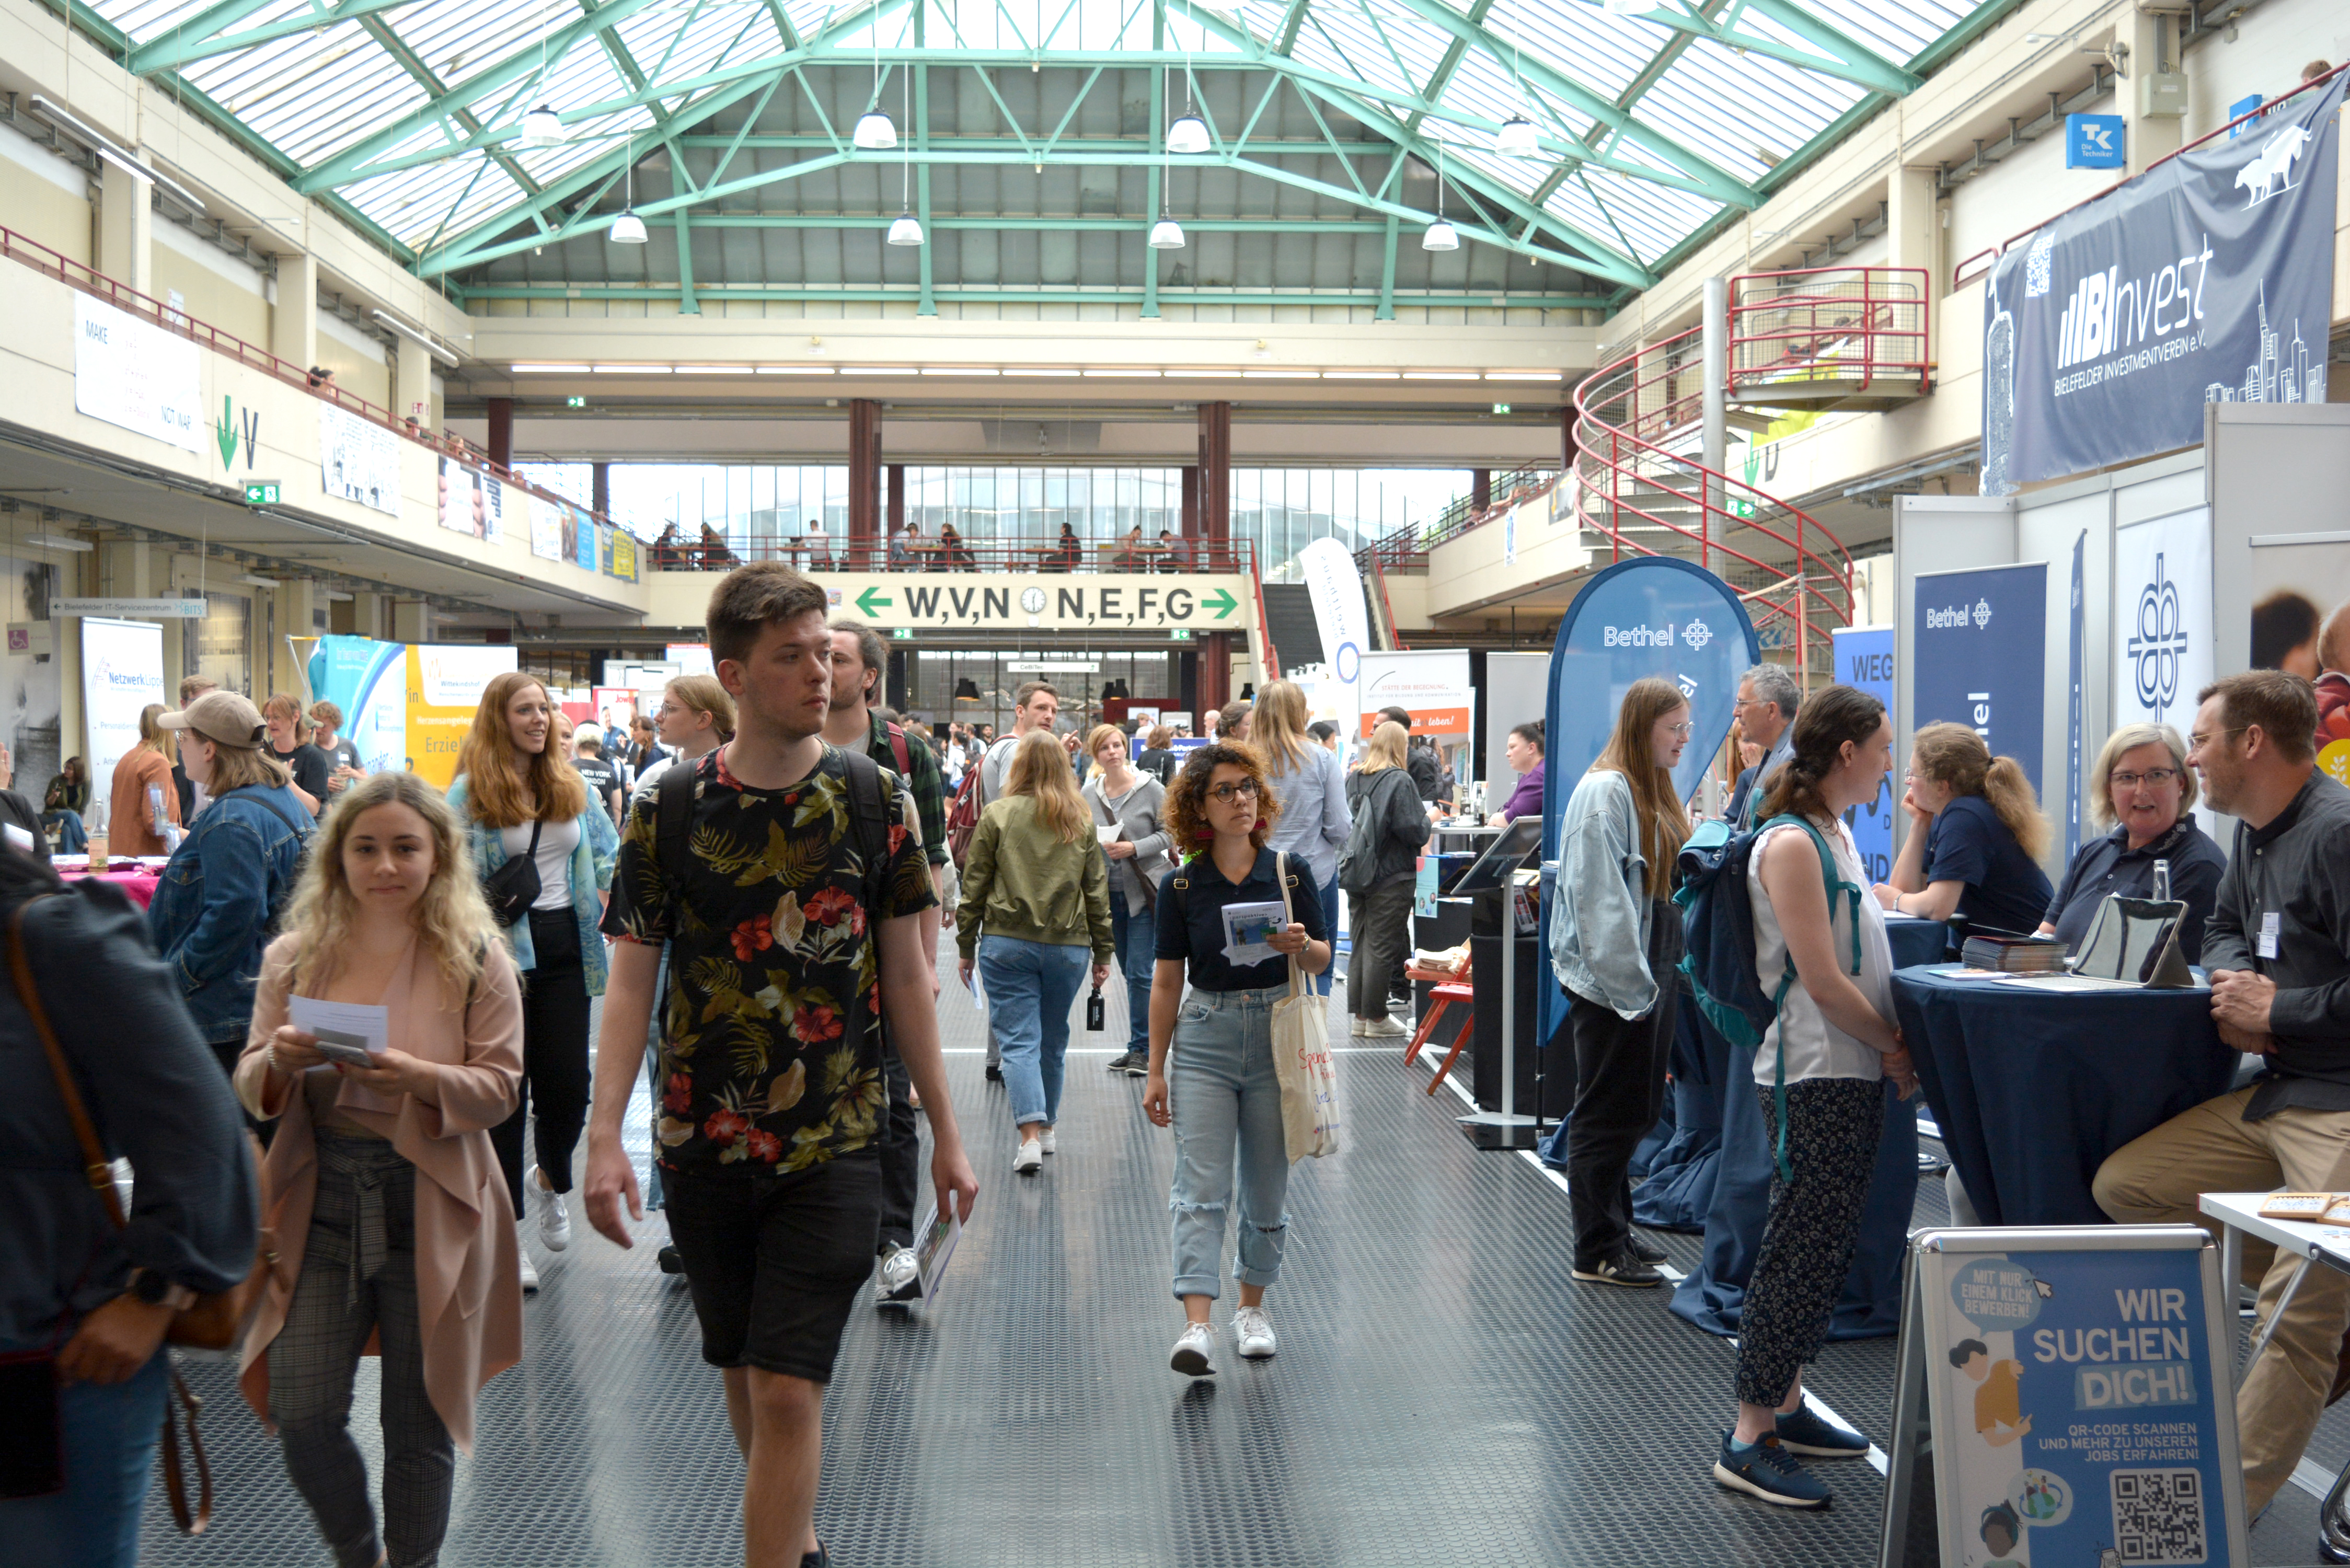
[{"left": 235, "top": 770, "right": 523, "bottom": 1568}]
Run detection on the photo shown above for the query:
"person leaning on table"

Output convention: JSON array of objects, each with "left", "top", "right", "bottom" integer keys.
[
  {"left": 2033, "top": 722, "right": 2225, "bottom": 961},
  {"left": 2092, "top": 671, "right": 2350, "bottom": 1520}
]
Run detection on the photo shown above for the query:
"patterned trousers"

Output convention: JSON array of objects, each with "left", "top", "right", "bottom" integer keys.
[
  {"left": 1736, "top": 1077, "right": 1884, "bottom": 1410},
  {"left": 268, "top": 1133, "right": 455, "bottom": 1568}
]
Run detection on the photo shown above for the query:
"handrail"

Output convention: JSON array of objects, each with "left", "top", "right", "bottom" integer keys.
[
  {"left": 1365, "top": 547, "right": 1408, "bottom": 651},
  {"left": 1726, "top": 266, "right": 1933, "bottom": 401},
  {"left": 1952, "top": 61, "right": 2348, "bottom": 292},
  {"left": 650, "top": 536, "right": 1256, "bottom": 573},
  {"left": 1248, "top": 551, "right": 1281, "bottom": 680},
  {"left": 0, "top": 222, "right": 615, "bottom": 534}
]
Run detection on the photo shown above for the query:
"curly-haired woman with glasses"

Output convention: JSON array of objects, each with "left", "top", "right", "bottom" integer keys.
[{"left": 1144, "top": 741, "right": 1330, "bottom": 1378}]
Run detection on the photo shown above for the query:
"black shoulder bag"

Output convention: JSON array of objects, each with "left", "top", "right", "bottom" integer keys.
[{"left": 482, "top": 818, "right": 544, "bottom": 926}]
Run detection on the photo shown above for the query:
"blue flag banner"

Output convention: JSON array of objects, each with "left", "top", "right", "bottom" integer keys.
[
  {"left": 1983, "top": 72, "right": 2345, "bottom": 491},
  {"left": 1830, "top": 626, "right": 1896, "bottom": 882},
  {"left": 1913, "top": 564, "right": 2048, "bottom": 801},
  {"left": 305, "top": 635, "right": 408, "bottom": 776},
  {"left": 1541, "top": 558, "right": 1759, "bottom": 1050}
]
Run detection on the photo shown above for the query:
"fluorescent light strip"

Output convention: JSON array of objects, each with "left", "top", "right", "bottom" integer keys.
[
  {"left": 1486, "top": 371, "right": 1563, "bottom": 381},
  {"left": 1082, "top": 368, "right": 1159, "bottom": 377},
  {"left": 514, "top": 363, "right": 589, "bottom": 373},
  {"left": 592, "top": 365, "right": 673, "bottom": 374},
  {"left": 919, "top": 367, "right": 1000, "bottom": 376},
  {"left": 1322, "top": 370, "right": 1400, "bottom": 379},
  {"left": 675, "top": 365, "right": 756, "bottom": 375},
  {"left": 1402, "top": 372, "right": 1482, "bottom": 381},
  {"left": 1001, "top": 368, "right": 1082, "bottom": 378},
  {"left": 1164, "top": 369, "right": 1237, "bottom": 378},
  {"left": 755, "top": 365, "right": 834, "bottom": 375},
  {"left": 837, "top": 367, "right": 919, "bottom": 376},
  {"left": 1240, "top": 369, "right": 1317, "bottom": 379}
]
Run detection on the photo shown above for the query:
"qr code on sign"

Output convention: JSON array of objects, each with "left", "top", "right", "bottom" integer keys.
[{"left": 2112, "top": 1468, "right": 2207, "bottom": 1563}]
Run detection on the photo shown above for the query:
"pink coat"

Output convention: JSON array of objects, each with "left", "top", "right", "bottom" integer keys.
[{"left": 234, "top": 932, "right": 525, "bottom": 1453}]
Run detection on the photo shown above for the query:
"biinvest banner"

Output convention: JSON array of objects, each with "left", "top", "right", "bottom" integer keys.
[
  {"left": 1913, "top": 563, "right": 2048, "bottom": 801},
  {"left": 1982, "top": 72, "right": 2345, "bottom": 490}
]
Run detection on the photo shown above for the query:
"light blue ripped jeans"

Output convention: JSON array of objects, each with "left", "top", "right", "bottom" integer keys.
[{"left": 1168, "top": 983, "right": 1292, "bottom": 1300}]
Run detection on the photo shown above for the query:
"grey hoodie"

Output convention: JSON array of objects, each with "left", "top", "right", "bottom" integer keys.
[
  {"left": 1081, "top": 770, "right": 1173, "bottom": 916},
  {"left": 1548, "top": 768, "right": 1666, "bottom": 1020}
]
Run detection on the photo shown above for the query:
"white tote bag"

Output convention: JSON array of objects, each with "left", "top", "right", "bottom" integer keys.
[{"left": 1270, "top": 852, "right": 1340, "bottom": 1161}]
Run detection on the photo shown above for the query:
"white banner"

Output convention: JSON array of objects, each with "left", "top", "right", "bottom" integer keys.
[
  {"left": 1359, "top": 648, "right": 1474, "bottom": 741},
  {"left": 73, "top": 293, "right": 202, "bottom": 453},
  {"left": 2113, "top": 505, "right": 2214, "bottom": 835},
  {"left": 80, "top": 616, "right": 166, "bottom": 823},
  {"left": 415, "top": 643, "right": 517, "bottom": 709},
  {"left": 320, "top": 403, "right": 400, "bottom": 515},
  {"left": 1296, "top": 538, "right": 1370, "bottom": 737},
  {"left": 530, "top": 495, "right": 567, "bottom": 561}
]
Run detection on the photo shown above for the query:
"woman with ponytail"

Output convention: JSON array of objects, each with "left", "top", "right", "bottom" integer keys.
[
  {"left": 1549, "top": 677, "right": 1692, "bottom": 1289},
  {"left": 1873, "top": 722, "right": 2053, "bottom": 940}
]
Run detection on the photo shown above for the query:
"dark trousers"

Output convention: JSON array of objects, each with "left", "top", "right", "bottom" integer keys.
[
  {"left": 877, "top": 1044, "right": 920, "bottom": 1253},
  {"left": 1346, "top": 875, "right": 1415, "bottom": 1020},
  {"left": 1565, "top": 991, "right": 1674, "bottom": 1267},
  {"left": 490, "top": 908, "right": 591, "bottom": 1222},
  {"left": 1737, "top": 1078, "right": 1884, "bottom": 1408}
]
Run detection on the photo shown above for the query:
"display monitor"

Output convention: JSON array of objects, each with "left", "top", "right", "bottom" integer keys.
[{"left": 1449, "top": 815, "right": 1546, "bottom": 894}]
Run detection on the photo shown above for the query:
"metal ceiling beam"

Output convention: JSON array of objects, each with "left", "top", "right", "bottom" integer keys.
[
  {"left": 125, "top": 0, "right": 426, "bottom": 75},
  {"left": 356, "top": 14, "right": 544, "bottom": 199},
  {"left": 1728, "top": 0, "right": 1920, "bottom": 97},
  {"left": 459, "top": 283, "right": 1612, "bottom": 307}
]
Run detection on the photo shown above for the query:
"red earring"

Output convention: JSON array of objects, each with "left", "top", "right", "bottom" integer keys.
[
  {"left": 1254, "top": 817, "right": 1268, "bottom": 833},
  {"left": 1195, "top": 825, "right": 1215, "bottom": 840}
]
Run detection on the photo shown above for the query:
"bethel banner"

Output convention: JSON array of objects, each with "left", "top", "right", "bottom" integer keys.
[
  {"left": 1912, "top": 563, "right": 2047, "bottom": 802},
  {"left": 1982, "top": 72, "right": 2345, "bottom": 491}
]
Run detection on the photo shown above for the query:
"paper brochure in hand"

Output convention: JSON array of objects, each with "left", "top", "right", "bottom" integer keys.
[
  {"left": 915, "top": 1204, "right": 962, "bottom": 1304},
  {"left": 1220, "top": 901, "right": 1285, "bottom": 965},
  {"left": 290, "top": 996, "right": 390, "bottom": 1067}
]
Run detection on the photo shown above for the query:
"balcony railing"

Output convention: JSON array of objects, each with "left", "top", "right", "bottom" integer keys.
[
  {"left": 647, "top": 535, "right": 1257, "bottom": 575},
  {"left": 1355, "top": 464, "right": 1560, "bottom": 571},
  {"left": 1726, "top": 267, "right": 1932, "bottom": 409}
]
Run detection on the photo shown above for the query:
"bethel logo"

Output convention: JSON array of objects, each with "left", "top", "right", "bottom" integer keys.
[
  {"left": 1602, "top": 625, "right": 1674, "bottom": 648},
  {"left": 1973, "top": 597, "right": 1993, "bottom": 630},
  {"left": 1924, "top": 598, "right": 1995, "bottom": 631},
  {"left": 1680, "top": 617, "right": 1713, "bottom": 651},
  {"left": 2128, "top": 553, "right": 2189, "bottom": 709}
]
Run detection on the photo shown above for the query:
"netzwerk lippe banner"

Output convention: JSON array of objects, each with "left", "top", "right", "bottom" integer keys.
[{"left": 1981, "top": 71, "right": 2345, "bottom": 492}]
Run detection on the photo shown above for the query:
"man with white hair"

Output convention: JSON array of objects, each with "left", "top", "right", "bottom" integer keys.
[{"left": 1726, "top": 663, "right": 1802, "bottom": 829}]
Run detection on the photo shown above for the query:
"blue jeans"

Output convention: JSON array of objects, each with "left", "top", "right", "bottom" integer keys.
[
  {"left": 980, "top": 935, "right": 1090, "bottom": 1128},
  {"left": 1108, "top": 897, "right": 1157, "bottom": 1054},
  {"left": 1316, "top": 872, "right": 1341, "bottom": 997},
  {"left": 44, "top": 809, "right": 87, "bottom": 854},
  {"left": 1168, "top": 984, "right": 1292, "bottom": 1299},
  {"left": 0, "top": 1345, "right": 167, "bottom": 1567}
]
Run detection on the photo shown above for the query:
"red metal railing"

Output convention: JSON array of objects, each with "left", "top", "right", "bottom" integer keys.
[
  {"left": 1365, "top": 548, "right": 1409, "bottom": 651},
  {"left": 1952, "top": 61, "right": 2349, "bottom": 291},
  {"left": 0, "top": 223, "right": 612, "bottom": 532},
  {"left": 1249, "top": 561, "right": 1281, "bottom": 679},
  {"left": 1727, "top": 266, "right": 1932, "bottom": 400},
  {"left": 648, "top": 535, "right": 1257, "bottom": 574},
  {"left": 1571, "top": 325, "right": 1858, "bottom": 678}
]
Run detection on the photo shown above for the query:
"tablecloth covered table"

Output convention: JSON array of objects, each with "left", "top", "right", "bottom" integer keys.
[
  {"left": 1890, "top": 964, "right": 2236, "bottom": 1227},
  {"left": 56, "top": 864, "right": 164, "bottom": 909}
]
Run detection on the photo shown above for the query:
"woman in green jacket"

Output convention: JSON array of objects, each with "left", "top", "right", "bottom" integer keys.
[{"left": 958, "top": 730, "right": 1113, "bottom": 1175}]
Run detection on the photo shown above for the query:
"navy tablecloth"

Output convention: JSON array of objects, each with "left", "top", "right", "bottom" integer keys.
[
  {"left": 1890, "top": 964, "right": 2236, "bottom": 1228},
  {"left": 1663, "top": 915, "right": 1949, "bottom": 1340}
]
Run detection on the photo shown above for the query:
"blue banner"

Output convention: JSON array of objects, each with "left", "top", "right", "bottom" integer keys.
[
  {"left": 305, "top": 635, "right": 408, "bottom": 776},
  {"left": 1830, "top": 626, "right": 1895, "bottom": 883},
  {"left": 1541, "top": 558, "right": 1759, "bottom": 1047},
  {"left": 1983, "top": 72, "right": 2345, "bottom": 491},
  {"left": 1913, "top": 563, "right": 2047, "bottom": 802},
  {"left": 2066, "top": 534, "right": 2087, "bottom": 862}
]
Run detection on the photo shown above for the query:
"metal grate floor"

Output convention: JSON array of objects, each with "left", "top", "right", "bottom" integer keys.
[{"left": 135, "top": 965, "right": 2347, "bottom": 1566}]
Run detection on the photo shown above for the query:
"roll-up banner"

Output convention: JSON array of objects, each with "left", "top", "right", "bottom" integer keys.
[
  {"left": 1982, "top": 72, "right": 2345, "bottom": 491},
  {"left": 405, "top": 643, "right": 519, "bottom": 790},
  {"left": 1913, "top": 563, "right": 2048, "bottom": 801},
  {"left": 2066, "top": 534, "right": 2087, "bottom": 863},
  {"left": 2112, "top": 508, "right": 2214, "bottom": 835},
  {"left": 1358, "top": 650, "right": 1472, "bottom": 740},
  {"left": 1296, "top": 538, "right": 1370, "bottom": 739},
  {"left": 80, "top": 616, "right": 166, "bottom": 817},
  {"left": 1830, "top": 625, "right": 1896, "bottom": 882},
  {"left": 307, "top": 636, "right": 409, "bottom": 776}
]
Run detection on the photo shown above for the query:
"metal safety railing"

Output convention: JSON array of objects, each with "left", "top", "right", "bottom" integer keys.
[
  {"left": 649, "top": 534, "right": 1258, "bottom": 575},
  {"left": 1571, "top": 325, "right": 1858, "bottom": 677},
  {"left": 1726, "top": 267, "right": 1933, "bottom": 402},
  {"left": 0, "top": 223, "right": 610, "bottom": 532}
]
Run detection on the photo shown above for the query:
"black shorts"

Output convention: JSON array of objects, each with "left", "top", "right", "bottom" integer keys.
[{"left": 661, "top": 1150, "right": 883, "bottom": 1383}]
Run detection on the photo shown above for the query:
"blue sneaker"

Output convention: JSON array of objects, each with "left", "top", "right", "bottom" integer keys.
[
  {"left": 1714, "top": 1432, "right": 1831, "bottom": 1509},
  {"left": 1771, "top": 1405, "right": 1871, "bottom": 1458}
]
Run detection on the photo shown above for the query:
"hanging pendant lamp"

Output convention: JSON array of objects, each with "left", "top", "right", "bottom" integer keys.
[
  {"left": 884, "top": 72, "right": 921, "bottom": 246},
  {"left": 1167, "top": 113, "right": 1209, "bottom": 154},
  {"left": 1495, "top": 115, "right": 1538, "bottom": 157},
  {"left": 521, "top": 103, "right": 564, "bottom": 148},
  {"left": 610, "top": 154, "right": 649, "bottom": 243},
  {"left": 887, "top": 211, "right": 925, "bottom": 246},
  {"left": 1148, "top": 217, "right": 1186, "bottom": 249}
]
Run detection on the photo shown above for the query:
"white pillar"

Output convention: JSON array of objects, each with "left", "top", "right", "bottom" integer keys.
[
  {"left": 96, "top": 165, "right": 153, "bottom": 296},
  {"left": 2124, "top": 12, "right": 2183, "bottom": 178},
  {"left": 394, "top": 334, "right": 433, "bottom": 428},
  {"left": 271, "top": 251, "right": 318, "bottom": 372},
  {"left": 392, "top": 600, "right": 433, "bottom": 643},
  {"left": 1701, "top": 275, "right": 1727, "bottom": 568}
]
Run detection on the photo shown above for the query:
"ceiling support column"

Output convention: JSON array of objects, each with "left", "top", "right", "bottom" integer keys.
[
  {"left": 487, "top": 397, "right": 514, "bottom": 470},
  {"left": 885, "top": 463, "right": 905, "bottom": 571},
  {"left": 849, "top": 398, "right": 882, "bottom": 567},
  {"left": 1196, "top": 402, "right": 1231, "bottom": 571}
]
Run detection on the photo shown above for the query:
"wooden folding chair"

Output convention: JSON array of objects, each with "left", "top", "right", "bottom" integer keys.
[{"left": 1401, "top": 953, "right": 1476, "bottom": 1096}]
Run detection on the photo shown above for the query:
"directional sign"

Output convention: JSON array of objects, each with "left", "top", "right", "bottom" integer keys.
[
  {"left": 54, "top": 597, "right": 210, "bottom": 619},
  {"left": 856, "top": 585, "right": 892, "bottom": 616},
  {"left": 1170, "top": 628, "right": 1194, "bottom": 642},
  {"left": 243, "top": 480, "right": 282, "bottom": 506},
  {"left": 1201, "top": 588, "right": 1237, "bottom": 619}
]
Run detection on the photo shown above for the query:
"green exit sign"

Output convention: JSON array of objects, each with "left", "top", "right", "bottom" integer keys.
[
  {"left": 1491, "top": 402, "right": 1512, "bottom": 415},
  {"left": 567, "top": 396, "right": 587, "bottom": 408},
  {"left": 891, "top": 627, "right": 914, "bottom": 640},
  {"left": 242, "top": 480, "right": 281, "bottom": 505},
  {"left": 1169, "top": 628, "right": 1193, "bottom": 642}
]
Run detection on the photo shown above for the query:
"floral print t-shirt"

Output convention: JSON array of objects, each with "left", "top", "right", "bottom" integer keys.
[{"left": 603, "top": 744, "right": 935, "bottom": 1173}]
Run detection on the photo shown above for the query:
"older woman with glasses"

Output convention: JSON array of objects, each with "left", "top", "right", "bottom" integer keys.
[{"left": 2034, "top": 722, "right": 2226, "bottom": 961}]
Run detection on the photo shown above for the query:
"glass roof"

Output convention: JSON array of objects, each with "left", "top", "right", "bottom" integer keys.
[{"left": 76, "top": 0, "right": 2003, "bottom": 289}]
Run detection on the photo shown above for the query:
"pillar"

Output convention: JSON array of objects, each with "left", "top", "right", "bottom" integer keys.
[
  {"left": 591, "top": 463, "right": 611, "bottom": 520},
  {"left": 354, "top": 592, "right": 389, "bottom": 641},
  {"left": 1560, "top": 405, "right": 1580, "bottom": 477},
  {"left": 2124, "top": 11, "right": 2183, "bottom": 177},
  {"left": 96, "top": 164, "right": 153, "bottom": 297},
  {"left": 270, "top": 252, "right": 317, "bottom": 372},
  {"left": 848, "top": 399, "right": 881, "bottom": 566},
  {"left": 1180, "top": 466, "right": 1200, "bottom": 541},
  {"left": 885, "top": 463, "right": 905, "bottom": 572},
  {"left": 486, "top": 397, "right": 514, "bottom": 469},
  {"left": 1196, "top": 403, "right": 1231, "bottom": 568},
  {"left": 270, "top": 581, "right": 320, "bottom": 700},
  {"left": 1471, "top": 469, "right": 1491, "bottom": 514},
  {"left": 1199, "top": 631, "right": 1231, "bottom": 716},
  {"left": 395, "top": 334, "right": 433, "bottom": 428},
  {"left": 393, "top": 600, "right": 433, "bottom": 643}
]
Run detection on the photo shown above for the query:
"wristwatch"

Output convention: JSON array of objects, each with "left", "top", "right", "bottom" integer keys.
[{"left": 126, "top": 1267, "right": 198, "bottom": 1312}]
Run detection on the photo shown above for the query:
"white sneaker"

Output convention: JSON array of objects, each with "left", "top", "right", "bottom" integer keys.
[
  {"left": 1039, "top": 1127, "right": 1057, "bottom": 1156},
  {"left": 876, "top": 1244, "right": 922, "bottom": 1306},
  {"left": 1349, "top": 1016, "right": 1369, "bottom": 1036},
  {"left": 529, "top": 1166, "right": 570, "bottom": 1251},
  {"left": 518, "top": 1229, "right": 540, "bottom": 1294},
  {"left": 1169, "top": 1322, "right": 1217, "bottom": 1377},
  {"left": 1361, "top": 1016, "right": 1410, "bottom": 1039},
  {"left": 1233, "top": 1305, "right": 1277, "bottom": 1359},
  {"left": 1014, "top": 1137, "right": 1043, "bottom": 1174}
]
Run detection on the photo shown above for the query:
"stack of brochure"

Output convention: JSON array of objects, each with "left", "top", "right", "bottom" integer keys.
[{"left": 1960, "top": 933, "right": 2069, "bottom": 974}]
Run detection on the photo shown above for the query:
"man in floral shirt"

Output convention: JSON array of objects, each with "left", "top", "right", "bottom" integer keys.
[{"left": 585, "top": 563, "right": 977, "bottom": 1568}]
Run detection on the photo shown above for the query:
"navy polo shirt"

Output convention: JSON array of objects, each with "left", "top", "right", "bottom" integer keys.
[
  {"left": 1156, "top": 847, "right": 1330, "bottom": 991},
  {"left": 2044, "top": 817, "right": 2228, "bottom": 961},
  {"left": 1924, "top": 794, "right": 2055, "bottom": 940}
]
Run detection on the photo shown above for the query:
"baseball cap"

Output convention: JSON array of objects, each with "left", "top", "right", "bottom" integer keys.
[{"left": 158, "top": 690, "right": 267, "bottom": 750}]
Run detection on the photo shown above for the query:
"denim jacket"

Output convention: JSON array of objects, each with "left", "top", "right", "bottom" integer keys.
[
  {"left": 148, "top": 783, "right": 314, "bottom": 1044},
  {"left": 446, "top": 775, "right": 618, "bottom": 996},
  {"left": 1547, "top": 768, "right": 1663, "bottom": 1021}
]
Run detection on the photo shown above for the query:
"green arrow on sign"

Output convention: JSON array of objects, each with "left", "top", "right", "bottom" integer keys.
[
  {"left": 1202, "top": 588, "right": 1237, "bottom": 619},
  {"left": 214, "top": 396, "right": 237, "bottom": 469},
  {"left": 856, "top": 585, "right": 893, "bottom": 616}
]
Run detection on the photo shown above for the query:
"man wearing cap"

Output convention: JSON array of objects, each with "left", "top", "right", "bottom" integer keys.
[{"left": 148, "top": 691, "right": 317, "bottom": 1078}]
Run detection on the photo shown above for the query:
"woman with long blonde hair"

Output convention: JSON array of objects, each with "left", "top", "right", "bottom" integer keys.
[
  {"left": 1340, "top": 719, "right": 1429, "bottom": 1034},
  {"left": 957, "top": 729, "right": 1113, "bottom": 1173},
  {"left": 236, "top": 770, "right": 524, "bottom": 1567},
  {"left": 447, "top": 670, "right": 616, "bottom": 1290},
  {"left": 1549, "top": 677, "right": 1695, "bottom": 1288},
  {"left": 1873, "top": 721, "right": 2052, "bottom": 939},
  {"left": 1254, "top": 681, "right": 1352, "bottom": 997}
]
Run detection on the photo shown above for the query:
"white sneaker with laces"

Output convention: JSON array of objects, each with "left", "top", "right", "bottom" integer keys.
[
  {"left": 876, "top": 1244, "right": 922, "bottom": 1306},
  {"left": 1233, "top": 1305, "right": 1277, "bottom": 1359},
  {"left": 1360, "top": 1016, "right": 1410, "bottom": 1039},
  {"left": 1169, "top": 1322, "right": 1217, "bottom": 1377},
  {"left": 529, "top": 1166, "right": 570, "bottom": 1251},
  {"left": 1349, "top": 1016, "right": 1369, "bottom": 1037},
  {"left": 1039, "top": 1127, "right": 1057, "bottom": 1156},
  {"left": 517, "top": 1227, "right": 539, "bottom": 1294},
  {"left": 1013, "top": 1137, "right": 1043, "bottom": 1174}
]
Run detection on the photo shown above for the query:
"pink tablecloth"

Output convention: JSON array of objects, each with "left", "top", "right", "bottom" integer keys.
[{"left": 58, "top": 867, "right": 163, "bottom": 908}]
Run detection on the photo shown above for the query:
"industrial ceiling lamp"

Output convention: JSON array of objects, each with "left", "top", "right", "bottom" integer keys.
[
  {"left": 1167, "top": 35, "right": 1208, "bottom": 153},
  {"left": 1422, "top": 141, "right": 1459, "bottom": 251},
  {"left": 609, "top": 154, "right": 648, "bottom": 244},
  {"left": 1495, "top": 114, "right": 1538, "bottom": 156},
  {"left": 521, "top": 103, "right": 565, "bottom": 149},
  {"left": 885, "top": 70, "right": 923, "bottom": 245},
  {"left": 1150, "top": 68, "right": 1186, "bottom": 249},
  {"left": 853, "top": 11, "right": 896, "bottom": 148}
]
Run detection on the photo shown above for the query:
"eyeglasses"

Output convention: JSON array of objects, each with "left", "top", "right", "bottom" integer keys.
[
  {"left": 2186, "top": 727, "right": 2248, "bottom": 753},
  {"left": 1206, "top": 779, "right": 1262, "bottom": 802},
  {"left": 2109, "top": 767, "right": 2181, "bottom": 789},
  {"left": 1664, "top": 721, "right": 1694, "bottom": 736}
]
